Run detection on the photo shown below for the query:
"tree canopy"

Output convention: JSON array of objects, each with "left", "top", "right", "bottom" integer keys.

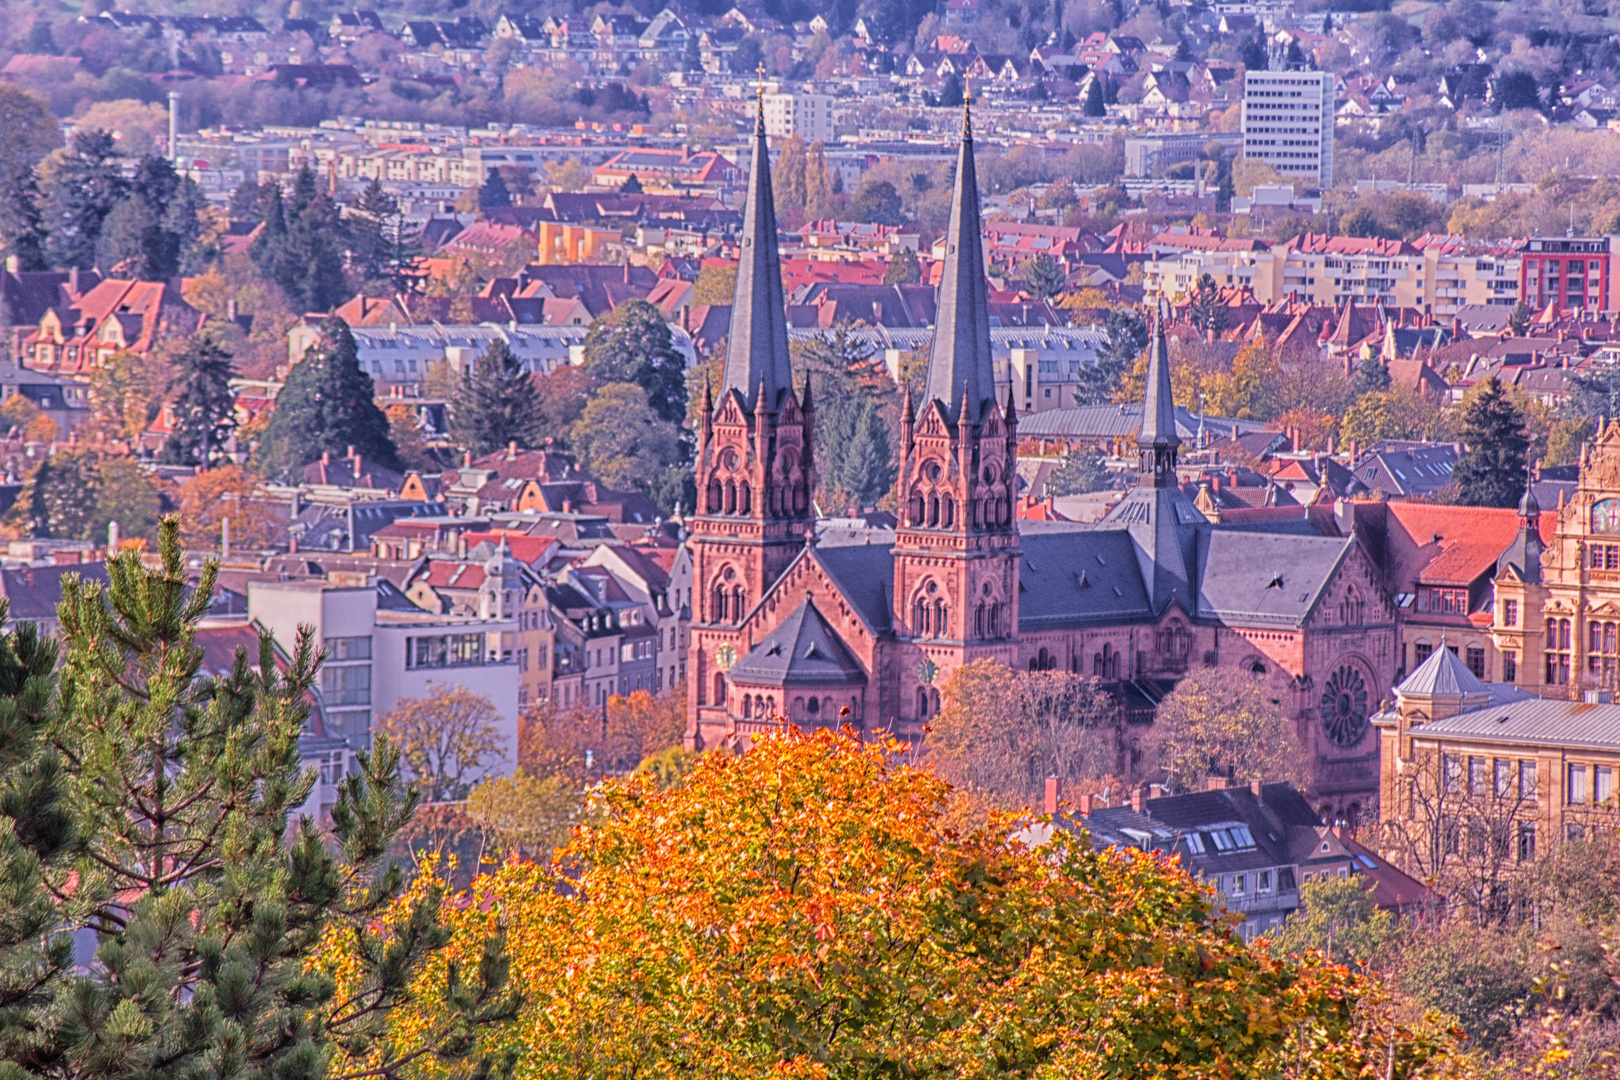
[
  {"left": 450, "top": 339, "right": 547, "bottom": 456},
  {"left": 256, "top": 316, "right": 399, "bottom": 478},
  {"left": 581, "top": 299, "right": 688, "bottom": 428},
  {"left": 325, "top": 727, "right": 1467, "bottom": 1079}
]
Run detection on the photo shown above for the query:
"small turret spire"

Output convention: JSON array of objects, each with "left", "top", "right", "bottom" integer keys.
[{"left": 1137, "top": 303, "right": 1180, "bottom": 487}]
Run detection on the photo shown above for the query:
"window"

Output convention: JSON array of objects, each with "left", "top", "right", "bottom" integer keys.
[
  {"left": 1495, "top": 759, "right": 1512, "bottom": 798},
  {"left": 1443, "top": 754, "right": 1461, "bottom": 794},
  {"left": 1258, "top": 869, "right": 1272, "bottom": 891},
  {"left": 1469, "top": 756, "right": 1486, "bottom": 794},
  {"left": 1466, "top": 647, "right": 1485, "bottom": 679},
  {"left": 1229, "top": 874, "right": 1246, "bottom": 895},
  {"left": 1517, "top": 822, "right": 1537, "bottom": 862},
  {"left": 321, "top": 664, "right": 371, "bottom": 706},
  {"left": 1278, "top": 867, "right": 1296, "bottom": 891},
  {"left": 1598, "top": 765, "right": 1614, "bottom": 805},
  {"left": 324, "top": 635, "right": 372, "bottom": 660},
  {"left": 1503, "top": 599, "right": 1518, "bottom": 627},
  {"left": 1520, "top": 760, "right": 1537, "bottom": 799},
  {"left": 1504, "top": 651, "right": 1517, "bottom": 683},
  {"left": 1414, "top": 642, "right": 1433, "bottom": 665},
  {"left": 407, "top": 633, "right": 487, "bottom": 669},
  {"left": 1569, "top": 763, "right": 1589, "bottom": 805}
]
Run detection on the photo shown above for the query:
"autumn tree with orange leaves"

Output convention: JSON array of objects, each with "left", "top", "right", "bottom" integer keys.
[{"left": 316, "top": 728, "right": 1474, "bottom": 1080}]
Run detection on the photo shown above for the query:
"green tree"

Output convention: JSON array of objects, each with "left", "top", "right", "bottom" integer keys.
[
  {"left": 849, "top": 179, "right": 903, "bottom": 226},
  {"left": 1273, "top": 875, "right": 1398, "bottom": 968},
  {"left": 0, "top": 603, "right": 74, "bottom": 1072},
  {"left": 1154, "top": 667, "right": 1308, "bottom": 792},
  {"left": 618, "top": 172, "right": 642, "bottom": 194},
  {"left": 250, "top": 167, "right": 350, "bottom": 313},
  {"left": 1047, "top": 448, "right": 1111, "bottom": 495},
  {"left": 797, "top": 329, "right": 895, "bottom": 510},
  {"left": 938, "top": 72, "right": 964, "bottom": 107},
  {"left": 18, "top": 521, "right": 520, "bottom": 1080},
  {"left": 1077, "top": 308, "right": 1148, "bottom": 405},
  {"left": 1509, "top": 300, "right": 1532, "bottom": 336},
  {"left": 44, "top": 130, "right": 128, "bottom": 271},
  {"left": 1351, "top": 354, "right": 1391, "bottom": 396},
  {"left": 1454, "top": 376, "right": 1530, "bottom": 508},
  {"left": 257, "top": 316, "right": 399, "bottom": 478},
  {"left": 0, "top": 165, "right": 48, "bottom": 272},
  {"left": 0, "top": 85, "right": 60, "bottom": 181},
  {"left": 97, "top": 155, "right": 199, "bottom": 280},
  {"left": 581, "top": 299, "right": 687, "bottom": 427},
  {"left": 1018, "top": 254, "right": 1067, "bottom": 300},
  {"left": 883, "top": 248, "right": 921, "bottom": 284},
  {"left": 160, "top": 334, "right": 238, "bottom": 467},
  {"left": 480, "top": 169, "right": 512, "bottom": 209},
  {"left": 1186, "top": 273, "right": 1228, "bottom": 336},
  {"left": 450, "top": 339, "right": 547, "bottom": 455},
  {"left": 570, "top": 382, "right": 682, "bottom": 493},
  {"left": 1080, "top": 75, "right": 1106, "bottom": 117}
]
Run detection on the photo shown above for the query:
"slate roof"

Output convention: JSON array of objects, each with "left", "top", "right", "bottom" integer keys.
[
  {"left": 0, "top": 562, "right": 110, "bottom": 622},
  {"left": 1080, "top": 782, "right": 1324, "bottom": 878},
  {"left": 1397, "top": 641, "right": 1487, "bottom": 697},
  {"left": 813, "top": 542, "right": 894, "bottom": 635},
  {"left": 1194, "top": 531, "right": 1354, "bottom": 627},
  {"left": 1018, "top": 526, "right": 1153, "bottom": 627},
  {"left": 726, "top": 598, "right": 868, "bottom": 687}
]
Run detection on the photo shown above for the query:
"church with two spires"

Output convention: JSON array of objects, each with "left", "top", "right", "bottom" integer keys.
[{"left": 685, "top": 102, "right": 1396, "bottom": 819}]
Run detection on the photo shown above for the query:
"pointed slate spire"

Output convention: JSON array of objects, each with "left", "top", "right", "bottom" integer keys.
[
  {"left": 925, "top": 89, "right": 995, "bottom": 427},
  {"left": 1137, "top": 303, "right": 1179, "bottom": 445},
  {"left": 722, "top": 77, "right": 793, "bottom": 413}
]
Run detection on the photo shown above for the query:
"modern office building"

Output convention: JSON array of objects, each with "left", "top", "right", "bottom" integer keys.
[
  {"left": 1241, "top": 69, "right": 1334, "bottom": 189},
  {"left": 762, "top": 92, "right": 836, "bottom": 143}
]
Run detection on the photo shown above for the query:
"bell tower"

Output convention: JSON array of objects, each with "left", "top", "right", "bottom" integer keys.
[
  {"left": 687, "top": 84, "right": 815, "bottom": 748},
  {"left": 891, "top": 94, "right": 1020, "bottom": 730}
]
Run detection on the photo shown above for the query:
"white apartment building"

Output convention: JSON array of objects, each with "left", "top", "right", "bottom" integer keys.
[
  {"left": 1242, "top": 70, "right": 1334, "bottom": 189},
  {"left": 248, "top": 579, "right": 521, "bottom": 777},
  {"left": 763, "top": 92, "right": 836, "bottom": 144}
]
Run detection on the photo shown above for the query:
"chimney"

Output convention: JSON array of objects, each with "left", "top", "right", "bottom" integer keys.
[
  {"left": 4, "top": 254, "right": 17, "bottom": 274},
  {"left": 680, "top": 303, "right": 690, "bottom": 331},
  {"left": 227, "top": 299, "right": 238, "bottom": 323},
  {"left": 1206, "top": 776, "right": 1228, "bottom": 791},
  {"left": 507, "top": 439, "right": 517, "bottom": 460},
  {"left": 346, "top": 444, "right": 356, "bottom": 461},
  {"left": 288, "top": 535, "right": 298, "bottom": 553},
  {"left": 1077, "top": 793, "right": 1094, "bottom": 816},
  {"left": 1130, "top": 784, "right": 1146, "bottom": 813},
  {"left": 1250, "top": 779, "right": 1263, "bottom": 796},
  {"left": 321, "top": 450, "right": 330, "bottom": 466},
  {"left": 1044, "top": 776, "right": 1062, "bottom": 816},
  {"left": 464, "top": 450, "right": 472, "bottom": 468},
  {"left": 622, "top": 262, "right": 631, "bottom": 284},
  {"left": 68, "top": 267, "right": 79, "bottom": 295},
  {"left": 107, "top": 520, "right": 119, "bottom": 558}
]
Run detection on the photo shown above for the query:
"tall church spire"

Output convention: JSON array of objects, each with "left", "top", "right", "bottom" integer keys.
[
  {"left": 722, "top": 75, "right": 793, "bottom": 413},
  {"left": 1137, "top": 305, "right": 1180, "bottom": 487},
  {"left": 924, "top": 90, "right": 995, "bottom": 427}
]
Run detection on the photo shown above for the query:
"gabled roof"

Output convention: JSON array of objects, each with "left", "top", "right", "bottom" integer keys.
[
  {"left": 1195, "top": 531, "right": 1353, "bottom": 627},
  {"left": 1017, "top": 526, "right": 1153, "bottom": 627},
  {"left": 812, "top": 542, "right": 894, "bottom": 635},
  {"left": 726, "top": 597, "right": 867, "bottom": 688}
]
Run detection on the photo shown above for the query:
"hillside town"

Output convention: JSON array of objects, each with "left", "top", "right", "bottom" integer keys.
[{"left": 10, "top": 0, "right": 1620, "bottom": 1073}]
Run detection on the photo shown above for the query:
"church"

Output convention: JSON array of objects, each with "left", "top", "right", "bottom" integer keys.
[{"left": 686, "top": 100, "right": 1397, "bottom": 820}]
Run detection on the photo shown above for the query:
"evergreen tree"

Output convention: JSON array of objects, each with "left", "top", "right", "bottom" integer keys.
[
  {"left": 450, "top": 339, "right": 547, "bottom": 455},
  {"left": 1048, "top": 448, "right": 1112, "bottom": 495},
  {"left": 0, "top": 164, "right": 48, "bottom": 272},
  {"left": 4, "top": 523, "right": 519, "bottom": 1080},
  {"left": 480, "top": 169, "right": 512, "bottom": 210},
  {"left": 883, "top": 248, "right": 921, "bottom": 284},
  {"left": 250, "top": 169, "right": 350, "bottom": 313},
  {"left": 618, "top": 172, "right": 642, "bottom": 194},
  {"left": 828, "top": 397, "right": 895, "bottom": 510},
  {"left": 1077, "top": 308, "right": 1148, "bottom": 404},
  {"left": 97, "top": 155, "right": 194, "bottom": 279},
  {"left": 257, "top": 317, "right": 400, "bottom": 478},
  {"left": 349, "top": 180, "right": 420, "bottom": 291},
  {"left": 1352, "top": 354, "right": 1391, "bottom": 396},
  {"left": 774, "top": 134, "right": 808, "bottom": 222},
  {"left": 1509, "top": 300, "right": 1532, "bottom": 336},
  {"left": 1454, "top": 376, "right": 1530, "bottom": 508},
  {"left": 1080, "top": 76, "right": 1106, "bottom": 117},
  {"left": 798, "top": 329, "right": 895, "bottom": 510},
  {"left": 581, "top": 299, "right": 687, "bottom": 427},
  {"left": 1019, "top": 254, "right": 1067, "bottom": 301},
  {"left": 44, "top": 130, "right": 127, "bottom": 271},
  {"left": 160, "top": 334, "right": 237, "bottom": 467},
  {"left": 0, "top": 604, "right": 76, "bottom": 1070}
]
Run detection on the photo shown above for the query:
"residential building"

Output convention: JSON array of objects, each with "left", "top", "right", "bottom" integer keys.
[
  {"left": 1518, "top": 235, "right": 1616, "bottom": 313},
  {"left": 248, "top": 578, "right": 521, "bottom": 771},
  {"left": 1242, "top": 69, "right": 1335, "bottom": 188},
  {"left": 763, "top": 92, "right": 836, "bottom": 143}
]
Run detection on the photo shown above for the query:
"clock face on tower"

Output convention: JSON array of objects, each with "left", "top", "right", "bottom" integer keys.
[{"left": 1595, "top": 498, "right": 1620, "bottom": 535}]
